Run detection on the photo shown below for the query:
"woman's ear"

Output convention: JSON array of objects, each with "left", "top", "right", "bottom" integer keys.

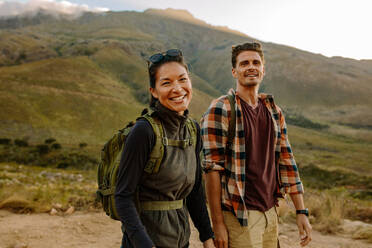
[{"left": 149, "top": 87, "right": 158, "bottom": 99}]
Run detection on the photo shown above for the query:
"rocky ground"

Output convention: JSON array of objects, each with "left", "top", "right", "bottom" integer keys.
[{"left": 0, "top": 210, "right": 370, "bottom": 248}]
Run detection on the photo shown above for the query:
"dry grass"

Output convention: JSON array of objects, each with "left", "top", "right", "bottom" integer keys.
[
  {"left": 278, "top": 191, "right": 349, "bottom": 234},
  {"left": 0, "top": 195, "right": 35, "bottom": 213},
  {"left": 352, "top": 226, "right": 372, "bottom": 243},
  {"left": 0, "top": 163, "right": 98, "bottom": 213},
  {"left": 278, "top": 188, "right": 372, "bottom": 244},
  {"left": 305, "top": 191, "right": 345, "bottom": 234}
]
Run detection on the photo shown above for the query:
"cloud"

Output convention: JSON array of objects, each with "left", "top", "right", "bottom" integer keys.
[{"left": 0, "top": 0, "right": 109, "bottom": 18}]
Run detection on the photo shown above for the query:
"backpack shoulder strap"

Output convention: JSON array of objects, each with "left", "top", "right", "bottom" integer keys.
[
  {"left": 186, "top": 118, "right": 197, "bottom": 148},
  {"left": 227, "top": 94, "right": 236, "bottom": 146},
  {"left": 142, "top": 113, "right": 165, "bottom": 174}
]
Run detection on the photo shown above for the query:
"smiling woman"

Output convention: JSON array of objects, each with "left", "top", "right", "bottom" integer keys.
[
  {"left": 150, "top": 61, "right": 192, "bottom": 115},
  {"left": 114, "top": 49, "right": 214, "bottom": 248}
]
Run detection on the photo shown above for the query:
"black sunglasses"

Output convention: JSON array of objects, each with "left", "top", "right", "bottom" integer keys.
[{"left": 148, "top": 49, "right": 183, "bottom": 64}]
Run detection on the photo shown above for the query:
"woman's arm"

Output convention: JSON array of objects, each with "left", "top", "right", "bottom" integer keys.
[
  {"left": 186, "top": 122, "right": 214, "bottom": 243},
  {"left": 114, "top": 119, "right": 155, "bottom": 248}
]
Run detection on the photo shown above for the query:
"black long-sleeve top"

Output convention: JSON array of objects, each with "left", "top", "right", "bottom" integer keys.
[{"left": 114, "top": 118, "right": 214, "bottom": 247}]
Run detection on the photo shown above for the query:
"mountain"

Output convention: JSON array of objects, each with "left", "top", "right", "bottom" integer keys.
[{"left": 0, "top": 9, "right": 372, "bottom": 145}]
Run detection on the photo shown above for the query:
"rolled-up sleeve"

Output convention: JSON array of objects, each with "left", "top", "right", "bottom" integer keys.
[
  {"left": 200, "top": 98, "right": 230, "bottom": 172},
  {"left": 278, "top": 108, "right": 304, "bottom": 194}
]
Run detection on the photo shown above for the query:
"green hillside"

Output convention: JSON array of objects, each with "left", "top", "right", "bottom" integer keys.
[
  {"left": 0, "top": 8, "right": 371, "bottom": 149},
  {"left": 1, "top": 9, "right": 371, "bottom": 233},
  {"left": 0, "top": 56, "right": 144, "bottom": 144}
]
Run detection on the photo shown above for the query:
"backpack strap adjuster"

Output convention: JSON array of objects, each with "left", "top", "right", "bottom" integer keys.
[
  {"left": 180, "top": 139, "right": 190, "bottom": 149},
  {"left": 162, "top": 136, "right": 169, "bottom": 146}
]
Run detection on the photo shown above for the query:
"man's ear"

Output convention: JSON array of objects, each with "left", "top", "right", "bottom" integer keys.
[
  {"left": 232, "top": 67, "right": 238, "bottom": 79},
  {"left": 149, "top": 87, "right": 158, "bottom": 99}
]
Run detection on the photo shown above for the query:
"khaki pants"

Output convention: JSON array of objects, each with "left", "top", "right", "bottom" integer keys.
[{"left": 223, "top": 207, "right": 278, "bottom": 248}]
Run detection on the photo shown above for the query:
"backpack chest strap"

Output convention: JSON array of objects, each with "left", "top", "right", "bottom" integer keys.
[{"left": 162, "top": 137, "right": 193, "bottom": 148}]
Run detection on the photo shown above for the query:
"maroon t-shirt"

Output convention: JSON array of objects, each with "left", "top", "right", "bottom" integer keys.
[{"left": 239, "top": 96, "right": 277, "bottom": 212}]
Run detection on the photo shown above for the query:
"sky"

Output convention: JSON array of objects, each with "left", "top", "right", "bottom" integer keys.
[{"left": 2, "top": 0, "right": 372, "bottom": 60}]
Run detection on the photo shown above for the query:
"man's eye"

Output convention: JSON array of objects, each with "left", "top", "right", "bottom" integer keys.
[
  {"left": 162, "top": 81, "right": 170, "bottom": 86},
  {"left": 180, "top": 78, "right": 187, "bottom": 81}
]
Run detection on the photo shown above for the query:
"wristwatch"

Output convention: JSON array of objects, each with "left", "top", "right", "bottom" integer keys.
[{"left": 296, "top": 208, "right": 309, "bottom": 217}]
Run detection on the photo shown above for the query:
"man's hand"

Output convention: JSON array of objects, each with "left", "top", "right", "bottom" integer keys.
[
  {"left": 213, "top": 223, "right": 228, "bottom": 248},
  {"left": 296, "top": 214, "right": 312, "bottom": 246},
  {"left": 205, "top": 171, "right": 228, "bottom": 248},
  {"left": 289, "top": 193, "right": 312, "bottom": 246},
  {"left": 203, "top": 238, "right": 215, "bottom": 248}
]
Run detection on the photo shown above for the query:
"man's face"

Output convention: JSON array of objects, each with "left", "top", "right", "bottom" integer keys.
[{"left": 232, "top": 50, "right": 265, "bottom": 88}]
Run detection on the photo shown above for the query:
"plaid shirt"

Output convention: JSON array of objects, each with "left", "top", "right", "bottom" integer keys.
[{"left": 201, "top": 89, "right": 304, "bottom": 226}]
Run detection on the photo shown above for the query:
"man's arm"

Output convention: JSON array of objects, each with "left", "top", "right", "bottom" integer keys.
[
  {"left": 290, "top": 193, "right": 312, "bottom": 247},
  {"left": 205, "top": 171, "right": 228, "bottom": 248},
  {"left": 201, "top": 97, "right": 230, "bottom": 248},
  {"left": 277, "top": 107, "right": 312, "bottom": 246}
]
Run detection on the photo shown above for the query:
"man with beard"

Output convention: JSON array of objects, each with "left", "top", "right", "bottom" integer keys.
[{"left": 201, "top": 42, "right": 312, "bottom": 248}]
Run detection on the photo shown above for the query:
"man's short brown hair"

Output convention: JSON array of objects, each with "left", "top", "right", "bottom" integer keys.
[{"left": 231, "top": 42, "right": 264, "bottom": 68}]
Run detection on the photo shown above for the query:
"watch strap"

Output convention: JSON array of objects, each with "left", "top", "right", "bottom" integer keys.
[{"left": 296, "top": 208, "right": 309, "bottom": 217}]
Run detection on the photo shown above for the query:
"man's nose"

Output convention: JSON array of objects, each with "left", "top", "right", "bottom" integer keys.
[{"left": 247, "top": 63, "right": 255, "bottom": 70}]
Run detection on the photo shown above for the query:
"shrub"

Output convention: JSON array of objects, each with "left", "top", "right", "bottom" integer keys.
[
  {"left": 285, "top": 112, "right": 329, "bottom": 130},
  {"left": 0, "top": 138, "right": 11, "bottom": 145},
  {"left": 79, "top": 143, "right": 88, "bottom": 148},
  {"left": 57, "top": 162, "right": 69, "bottom": 169},
  {"left": 301, "top": 164, "right": 372, "bottom": 200},
  {"left": 134, "top": 88, "right": 150, "bottom": 104},
  {"left": 14, "top": 139, "right": 28, "bottom": 147},
  {"left": 45, "top": 138, "right": 56, "bottom": 144},
  {"left": 36, "top": 144, "right": 50, "bottom": 155},
  {"left": 51, "top": 143, "right": 62, "bottom": 150}
]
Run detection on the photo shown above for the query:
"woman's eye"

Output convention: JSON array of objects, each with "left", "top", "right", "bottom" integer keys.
[
  {"left": 180, "top": 78, "right": 187, "bottom": 82},
  {"left": 162, "top": 81, "right": 170, "bottom": 86}
]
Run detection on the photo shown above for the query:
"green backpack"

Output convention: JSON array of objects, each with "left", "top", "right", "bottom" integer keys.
[{"left": 96, "top": 109, "right": 197, "bottom": 220}]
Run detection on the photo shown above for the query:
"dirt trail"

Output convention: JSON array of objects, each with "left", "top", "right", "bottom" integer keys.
[{"left": 0, "top": 210, "right": 369, "bottom": 248}]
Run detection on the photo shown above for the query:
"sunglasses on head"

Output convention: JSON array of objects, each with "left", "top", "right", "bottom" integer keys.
[{"left": 148, "top": 49, "right": 183, "bottom": 64}]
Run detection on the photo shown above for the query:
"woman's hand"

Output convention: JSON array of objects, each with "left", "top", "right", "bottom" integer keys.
[{"left": 203, "top": 238, "right": 215, "bottom": 248}]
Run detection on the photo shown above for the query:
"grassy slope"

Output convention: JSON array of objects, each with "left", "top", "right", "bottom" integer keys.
[
  {"left": 0, "top": 10, "right": 370, "bottom": 178},
  {"left": 288, "top": 125, "right": 372, "bottom": 176},
  {"left": 0, "top": 56, "right": 145, "bottom": 144}
]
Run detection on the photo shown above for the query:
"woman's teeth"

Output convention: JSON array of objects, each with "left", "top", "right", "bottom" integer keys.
[{"left": 171, "top": 95, "right": 185, "bottom": 101}]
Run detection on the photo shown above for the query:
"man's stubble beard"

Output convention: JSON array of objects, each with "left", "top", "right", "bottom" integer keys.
[{"left": 239, "top": 80, "right": 259, "bottom": 88}]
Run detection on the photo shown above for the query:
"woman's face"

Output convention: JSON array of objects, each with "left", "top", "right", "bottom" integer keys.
[{"left": 150, "top": 62, "right": 192, "bottom": 115}]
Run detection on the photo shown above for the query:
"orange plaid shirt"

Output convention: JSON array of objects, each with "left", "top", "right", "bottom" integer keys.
[{"left": 201, "top": 89, "right": 304, "bottom": 226}]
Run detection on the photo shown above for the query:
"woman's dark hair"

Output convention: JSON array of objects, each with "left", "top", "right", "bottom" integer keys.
[{"left": 148, "top": 52, "right": 188, "bottom": 107}]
